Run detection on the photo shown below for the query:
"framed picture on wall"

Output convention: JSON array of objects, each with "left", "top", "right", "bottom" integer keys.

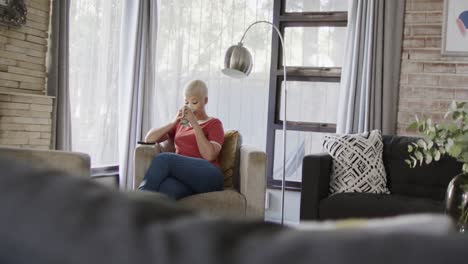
[
  {"left": 442, "top": 0, "right": 468, "bottom": 56},
  {"left": 0, "top": 0, "right": 27, "bottom": 27}
]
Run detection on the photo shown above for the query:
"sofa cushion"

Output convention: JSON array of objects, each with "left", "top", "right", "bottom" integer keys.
[
  {"left": 218, "top": 130, "right": 242, "bottom": 188},
  {"left": 323, "top": 130, "right": 390, "bottom": 195},
  {"left": 319, "top": 193, "right": 443, "bottom": 220},
  {"left": 382, "top": 135, "right": 462, "bottom": 201},
  {"left": 297, "top": 214, "right": 454, "bottom": 235}
]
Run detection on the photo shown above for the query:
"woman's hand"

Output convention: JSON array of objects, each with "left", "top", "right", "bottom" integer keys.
[
  {"left": 183, "top": 106, "right": 197, "bottom": 125},
  {"left": 171, "top": 107, "right": 184, "bottom": 126}
]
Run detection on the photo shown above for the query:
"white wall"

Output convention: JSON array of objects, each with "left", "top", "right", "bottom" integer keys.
[{"left": 264, "top": 188, "right": 301, "bottom": 225}]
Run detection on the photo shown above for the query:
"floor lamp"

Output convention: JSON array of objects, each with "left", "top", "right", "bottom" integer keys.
[{"left": 222, "top": 20, "right": 288, "bottom": 225}]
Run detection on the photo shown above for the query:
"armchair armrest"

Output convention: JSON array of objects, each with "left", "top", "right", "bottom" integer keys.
[
  {"left": 133, "top": 144, "right": 161, "bottom": 190},
  {"left": 239, "top": 145, "right": 267, "bottom": 219},
  {"left": 0, "top": 147, "right": 90, "bottom": 177},
  {"left": 300, "top": 153, "right": 332, "bottom": 220}
]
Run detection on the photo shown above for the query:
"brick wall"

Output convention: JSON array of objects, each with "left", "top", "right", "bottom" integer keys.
[
  {"left": 397, "top": 0, "right": 468, "bottom": 135},
  {"left": 0, "top": 0, "right": 53, "bottom": 149}
]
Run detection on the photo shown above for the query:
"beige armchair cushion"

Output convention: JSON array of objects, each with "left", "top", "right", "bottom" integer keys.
[{"left": 178, "top": 189, "right": 246, "bottom": 217}]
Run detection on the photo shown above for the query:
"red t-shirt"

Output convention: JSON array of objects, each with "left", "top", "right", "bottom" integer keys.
[{"left": 168, "top": 118, "right": 224, "bottom": 168}]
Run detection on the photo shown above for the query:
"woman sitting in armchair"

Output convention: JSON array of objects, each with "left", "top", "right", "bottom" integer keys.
[{"left": 138, "top": 80, "right": 225, "bottom": 200}]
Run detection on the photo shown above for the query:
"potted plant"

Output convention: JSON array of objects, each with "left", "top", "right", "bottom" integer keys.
[{"left": 406, "top": 101, "right": 468, "bottom": 232}]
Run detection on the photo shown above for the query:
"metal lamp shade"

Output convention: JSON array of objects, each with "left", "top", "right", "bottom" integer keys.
[{"left": 222, "top": 43, "right": 253, "bottom": 78}]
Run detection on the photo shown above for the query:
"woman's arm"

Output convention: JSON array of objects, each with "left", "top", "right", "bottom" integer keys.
[
  {"left": 183, "top": 107, "right": 222, "bottom": 161},
  {"left": 144, "top": 122, "right": 174, "bottom": 143},
  {"left": 144, "top": 109, "right": 183, "bottom": 143},
  {"left": 191, "top": 122, "right": 221, "bottom": 161}
]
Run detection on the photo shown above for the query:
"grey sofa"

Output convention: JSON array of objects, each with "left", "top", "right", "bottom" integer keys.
[
  {"left": 132, "top": 137, "right": 267, "bottom": 219},
  {"left": 3, "top": 157, "right": 468, "bottom": 264},
  {"left": 300, "top": 135, "right": 463, "bottom": 220}
]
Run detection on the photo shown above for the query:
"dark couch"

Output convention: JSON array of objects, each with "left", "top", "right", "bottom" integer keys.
[{"left": 300, "top": 135, "right": 463, "bottom": 220}]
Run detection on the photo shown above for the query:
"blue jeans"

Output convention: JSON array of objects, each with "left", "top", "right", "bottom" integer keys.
[{"left": 139, "top": 153, "right": 224, "bottom": 200}]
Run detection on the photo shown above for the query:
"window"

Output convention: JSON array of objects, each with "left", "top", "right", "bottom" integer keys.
[
  {"left": 69, "top": 0, "right": 123, "bottom": 168},
  {"left": 152, "top": 0, "right": 274, "bottom": 150},
  {"left": 267, "top": 0, "right": 348, "bottom": 189},
  {"left": 69, "top": 0, "right": 273, "bottom": 168}
]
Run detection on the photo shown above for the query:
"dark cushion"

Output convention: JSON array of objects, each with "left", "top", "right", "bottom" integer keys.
[
  {"left": 319, "top": 193, "right": 444, "bottom": 220},
  {"left": 382, "top": 135, "right": 462, "bottom": 201}
]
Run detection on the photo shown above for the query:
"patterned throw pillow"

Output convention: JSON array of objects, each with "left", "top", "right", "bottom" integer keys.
[{"left": 323, "top": 130, "right": 390, "bottom": 195}]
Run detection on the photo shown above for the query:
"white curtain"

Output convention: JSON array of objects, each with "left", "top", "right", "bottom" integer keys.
[
  {"left": 336, "top": 0, "right": 405, "bottom": 134},
  {"left": 118, "top": 0, "right": 158, "bottom": 190},
  {"left": 151, "top": 0, "right": 273, "bottom": 151},
  {"left": 69, "top": 1, "right": 123, "bottom": 167}
]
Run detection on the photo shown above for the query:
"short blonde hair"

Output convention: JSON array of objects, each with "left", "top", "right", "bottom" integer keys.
[{"left": 184, "top": 80, "right": 208, "bottom": 98}]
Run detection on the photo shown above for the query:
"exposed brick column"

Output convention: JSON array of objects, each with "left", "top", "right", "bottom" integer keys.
[
  {"left": 397, "top": 0, "right": 468, "bottom": 135},
  {"left": 0, "top": 0, "right": 53, "bottom": 149}
]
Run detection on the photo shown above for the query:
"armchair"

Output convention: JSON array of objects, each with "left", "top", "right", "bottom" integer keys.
[
  {"left": 133, "top": 130, "right": 267, "bottom": 219},
  {"left": 0, "top": 146, "right": 91, "bottom": 177},
  {"left": 300, "top": 135, "right": 462, "bottom": 221}
]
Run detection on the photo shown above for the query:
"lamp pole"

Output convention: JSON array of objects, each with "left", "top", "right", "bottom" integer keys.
[{"left": 222, "top": 21, "right": 288, "bottom": 225}]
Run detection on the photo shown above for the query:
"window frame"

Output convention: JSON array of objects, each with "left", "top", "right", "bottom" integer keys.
[
  {"left": 91, "top": 165, "right": 119, "bottom": 179},
  {"left": 266, "top": 0, "right": 347, "bottom": 191}
]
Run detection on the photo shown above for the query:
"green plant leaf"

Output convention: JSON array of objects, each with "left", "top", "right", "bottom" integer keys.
[
  {"left": 417, "top": 139, "right": 427, "bottom": 149},
  {"left": 462, "top": 102, "right": 468, "bottom": 110},
  {"left": 435, "top": 138, "right": 444, "bottom": 146},
  {"left": 451, "top": 101, "right": 458, "bottom": 111},
  {"left": 439, "top": 146, "right": 446, "bottom": 155},
  {"left": 447, "top": 123, "right": 459, "bottom": 133},
  {"left": 408, "top": 145, "right": 414, "bottom": 153},
  {"left": 444, "top": 110, "right": 452, "bottom": 119},
  {"left": 427, "top": 140, "right": 434, "bottom": 149},
  {"left": 425, "top": 154, "right": 433, "bottom": 164},
  {"left": 463, "top": 163, "right": 468, "bottom": 174},
  {"left": 414, "top": 151, "right": 423, "bottom": 160},
  {"left": 405, "top": 159, "right": 411, "bottom": 166},
  {"left": 411, "top": 156, "right": 418, "bottom": 168},
  {"left": 455, "top": 134, "right": 468, "bottom": 145},
  {"left": 414, "top": 151, "right": 424, "bottom": 166},
  {"left": 434, "top": 150, "right": 441, "bottom": 161},
  {"left": 408, "top": 122, "right": 418, "bottom": 130},
  {"left": 448, "top": 144, "right": 462, "bottom": 158},
  {"left": 447, "top": 138, "right": 454, "bottom": 149},
  {"left": 419, "top": 122, "right": 426, "bottom": 132}
]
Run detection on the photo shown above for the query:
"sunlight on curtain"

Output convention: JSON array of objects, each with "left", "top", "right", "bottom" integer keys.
[
  {"left": 69, "top": 0, "right": 122, "bottom": 167},
  {"left": 152, "top": 0, "right": 273, "bottom": 151}
]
